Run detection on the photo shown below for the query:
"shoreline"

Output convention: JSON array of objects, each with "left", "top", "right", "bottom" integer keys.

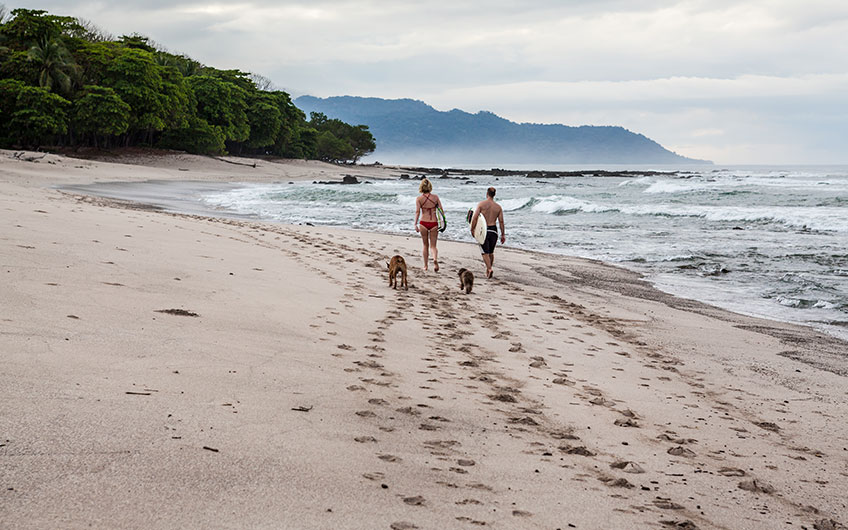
[
  {"left": 2, "top": 149, "right": 846, "bottom": 529},
  {"left": 60, "top": 170, "right": 848, "bottom": 348}
]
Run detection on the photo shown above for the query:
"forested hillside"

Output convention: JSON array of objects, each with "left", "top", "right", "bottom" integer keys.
[
  {"left": 296, "top": 96, "right": 708, "bottom": 165},
  {"left": 0, "top": 7, "right": 375, "bottom": 162}
]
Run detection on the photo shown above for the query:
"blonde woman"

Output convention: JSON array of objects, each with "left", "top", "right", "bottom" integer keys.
[{"left": 414, "top": 178, "right": 443, "bottom": 271}]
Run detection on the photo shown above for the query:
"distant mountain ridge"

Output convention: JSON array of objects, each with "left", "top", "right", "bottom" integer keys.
[{"left": 294, "top": 95, "right": 709, "bottom": 166}]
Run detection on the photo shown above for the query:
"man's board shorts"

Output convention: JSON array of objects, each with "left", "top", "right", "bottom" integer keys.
[{"left": 480, "top": 225, "right": 498, "bottom": 254}]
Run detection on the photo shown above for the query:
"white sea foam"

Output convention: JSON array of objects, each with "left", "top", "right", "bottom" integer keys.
[
  {"left": 643, "top": 174, "right": 848, "bottom": 194},
  {"left": 439, "top": 198, "right": 479, "bottom": 210},
  {"left": 499, "top": 197, "right": 535, "bottom": 211},
  {"left": 531, "top": 195, "right": 612, "bottom": 214},
  {"left": 394, "top": 194, "right": 419, "bottom": 207},
  {"left": 609, "top": 203, "right": 848, "bottom": 232},
  {"left": 617, "top": 176, "right": 652, "bottom": 187}
]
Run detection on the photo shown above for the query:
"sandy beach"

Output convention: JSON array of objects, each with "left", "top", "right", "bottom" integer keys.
[{"left": 1, "top": 149, "right": 846, "bottom": 530}]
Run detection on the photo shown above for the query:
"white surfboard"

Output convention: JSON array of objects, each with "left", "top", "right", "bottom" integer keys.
[{"left": 468, "top": 209, "right": 487, "bottom": 244}]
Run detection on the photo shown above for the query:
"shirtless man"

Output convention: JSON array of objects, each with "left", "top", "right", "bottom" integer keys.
[{"left": 470, "top": 187, "right": 505, "bottom": 279}]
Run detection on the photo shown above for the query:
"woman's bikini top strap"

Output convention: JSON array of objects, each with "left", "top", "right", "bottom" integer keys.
[{"left": 421, "top": 193, "right": 437, "bottom": 209}]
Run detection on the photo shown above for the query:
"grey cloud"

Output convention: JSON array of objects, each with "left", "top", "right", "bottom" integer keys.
[{"left": 6, "top": 0, "right": 848, "bottom": 162}]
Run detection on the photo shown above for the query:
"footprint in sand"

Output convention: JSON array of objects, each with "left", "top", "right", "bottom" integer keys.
[
  {"left": 659, "top": 520, "right": 699, "bottom": 529},
  {"left": 667, "top": 446, "right": 696, "bottom": 458},
  {"left": 549, "top": 428, "right": 580, "bottom": 441},
  {"left": 753, "top": 421, "right": 781, "bottom": 432},
  {"left": 738, "top": 479, "right": 776, "bottom": 494},
  {"left": 653, "top": 497, "right": 685, "bottom": 510},
  {"left": 455, "top": 517, "right": 488, "bottom": 526},
  {"left": 717, "top": 467, "right": 746, "bottom": 477},
  {"left": 658, "top": 433, "right": 698, "bottom": 444},
  {"left": 589, "top": 397, "right": 616, "bottom": 407},
  {"left": 490, "top": 393, "right": 518, "bottom": 403},
  {"left": 402, "top": 496, "right": 425, "bottom": 506},
  {"left": 610, "top": 461, "right": 646, "bottom": 474},
  {"left": 390, "top": 523, "right": 419, "bottom": 530},
  {"left": 560, "top": 445, "right": 595, "bottom": 456},
  {"left": 599, "top": 477, "right": 635, "bottom": 489}
]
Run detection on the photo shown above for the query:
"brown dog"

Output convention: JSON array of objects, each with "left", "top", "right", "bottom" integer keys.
[
  {"left": 387, "top": 255, "right": 408, "bottom": 290},
  {"left": 458, "top": 268, "right": 474, "bottom": 294}
]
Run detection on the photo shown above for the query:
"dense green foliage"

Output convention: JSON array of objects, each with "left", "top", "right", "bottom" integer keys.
[
  {"left": 72, "top": 85, "right": 130, "bottom": 146},
  {"left": 309, "top": 112, "right": 377, "bottom": 163},
  {"left": 0, "top": 7, "right": 375, "bottom": 160}
]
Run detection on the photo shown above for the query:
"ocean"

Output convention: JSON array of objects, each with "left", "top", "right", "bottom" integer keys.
[{"left": 68, "top": 165, "right": 848, "bottom": 341}]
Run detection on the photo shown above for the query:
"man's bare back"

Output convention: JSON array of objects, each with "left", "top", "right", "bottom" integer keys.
[
  {"left": 476, "top": 199, "right": 503, "bottom": 230},
  {"left": 470, "top": 187, "right": 505, "bottom": 278}
]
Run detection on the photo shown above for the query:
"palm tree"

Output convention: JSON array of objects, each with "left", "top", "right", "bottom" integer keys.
[
  {"left": 27, "top": 36, "right": 80, "bottom": 95},
  {"left": 0, "top": 4, "right": 9, "bottom": 53},
  {"left": 174, "top": 55, "right": 202, "bottom": 77}
]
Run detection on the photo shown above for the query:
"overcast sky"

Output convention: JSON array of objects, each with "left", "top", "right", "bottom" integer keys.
[{"left": 9, "top": 1, "right": 848, "bottom": 164}]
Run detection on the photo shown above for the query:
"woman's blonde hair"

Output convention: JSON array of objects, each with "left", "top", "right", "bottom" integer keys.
[{"left": 419, "top": 178, "right": 433, "bottom": 193}]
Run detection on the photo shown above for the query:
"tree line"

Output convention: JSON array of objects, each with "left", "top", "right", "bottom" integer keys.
[{"left": 0, "top": 7, "right": 376, "bottom": 162}]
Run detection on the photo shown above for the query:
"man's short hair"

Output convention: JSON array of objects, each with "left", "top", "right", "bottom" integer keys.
[{"left": 487, "top": 187, "right": 496, "bottom": 198}]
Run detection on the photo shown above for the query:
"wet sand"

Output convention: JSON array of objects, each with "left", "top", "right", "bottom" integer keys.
[{"left": 1, "top": 150, "right": 846, "bottom": 529}]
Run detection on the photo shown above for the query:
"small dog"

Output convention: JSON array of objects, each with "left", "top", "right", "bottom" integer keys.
[
  {"left": 458, "top": 268, "right": 474, "bottom": 294},
  {"left": 387, "top": 255, "right": 408, "bottom": 290}
]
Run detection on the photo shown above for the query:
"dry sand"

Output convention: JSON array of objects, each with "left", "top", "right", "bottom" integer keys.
[{"left": 1, "top": 150, "right": 846, "bottom": 530}]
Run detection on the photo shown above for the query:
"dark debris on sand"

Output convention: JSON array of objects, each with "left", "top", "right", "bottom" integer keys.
[{"left": 155, "top": 308, "right": 199, "bottom": 317}]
